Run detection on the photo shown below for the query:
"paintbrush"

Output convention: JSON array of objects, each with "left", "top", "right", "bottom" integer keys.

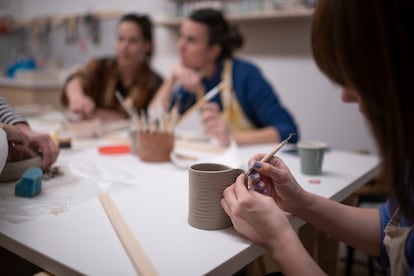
[
  {"left": 115, "top": 90, "right": 139, "bottom": 124},
  {"left": 176, "top": 81, "right": 228, "bottom": 125},
  {"left": 245, "top": 133, "right": 296, "bottom": 189}
]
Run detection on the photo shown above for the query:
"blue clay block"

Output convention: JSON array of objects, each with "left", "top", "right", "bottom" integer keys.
[{"left": 15, "top": 167, "right": 43, "bottom": 198}]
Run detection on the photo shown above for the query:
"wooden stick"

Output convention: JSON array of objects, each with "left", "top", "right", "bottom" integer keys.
[
  {"left": 168, "top": 101, "right": 180, "bottom": 132},
  {"left": 99, "top": 193, "right": 158, "bottom": 276},
  {"left": 115, "top": 91, "right": 139, "bottom": 125},
  {"left": 176, "top": 81, "right": 227, "bottom": 126}
]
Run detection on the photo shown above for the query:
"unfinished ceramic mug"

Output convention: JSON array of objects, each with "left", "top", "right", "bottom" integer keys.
[{"left": 188, "top": 163, "right": 244, "bottom": 230}]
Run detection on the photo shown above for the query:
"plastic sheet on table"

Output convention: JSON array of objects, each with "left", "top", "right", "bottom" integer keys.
[{"left": 0, "top": 162, "right": 135, "bottom": 223}]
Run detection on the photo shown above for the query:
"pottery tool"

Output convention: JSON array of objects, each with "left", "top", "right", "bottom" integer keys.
[
  {"left": 176, "top": 81, "right": 228, "bottom": 126},
  {"left": 167, "top": 101, "right": 180, "bottom": 132},
  {"left": 245, "top": 133, "right": 296, "bottom": 189},
  {"left": 115, "top": 91, "right": 139, "bottom": 125},
  {"left": 99, "top": 192, "right": 158, "bottom": 276}
]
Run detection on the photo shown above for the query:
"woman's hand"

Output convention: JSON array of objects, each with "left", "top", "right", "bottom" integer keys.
[
  {"left": 68, "top": 94, "right": 95, "bottom": 119},
  {"left": 247, "top": 155, "right": 308, "bottom": 216},
  {"left": 201, "top": 102, "right": 231, "bottom": 146},
  {"left": 13, "top": 124, "right": 59, "bottom": 170},
  {"left": 221, "top": 174, "right": 296, "bottom": 249},
  {"left": 172, "top": 64, "right": 203, "bottom": 94},
  {"left": 65, "top": 77, "right": 96, "bottom": 118},
  {"left": 1, "top": 124, "right": 34, "bottom": 162}
]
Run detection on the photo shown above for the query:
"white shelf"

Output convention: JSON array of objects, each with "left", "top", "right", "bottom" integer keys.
[{"left": 157, "top": 8, "right": 314, "bottom": 27}]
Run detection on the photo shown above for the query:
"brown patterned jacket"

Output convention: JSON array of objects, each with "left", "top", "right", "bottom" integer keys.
[{"left": 61, "top": 57, "right": 163, "bottom": 114}]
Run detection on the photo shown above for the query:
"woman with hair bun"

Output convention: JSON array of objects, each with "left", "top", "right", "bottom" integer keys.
[{"left": 151, "top": 8, "right": 298, "bottom": 146}]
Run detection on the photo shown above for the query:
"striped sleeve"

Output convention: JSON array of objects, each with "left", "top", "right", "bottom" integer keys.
[{"left": 0, "top": 96, "right": 27, "bottom": 125}]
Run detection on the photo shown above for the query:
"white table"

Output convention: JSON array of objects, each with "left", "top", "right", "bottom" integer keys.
[{"left": 0, "top": 136, "right": 379, "bottom": 275}]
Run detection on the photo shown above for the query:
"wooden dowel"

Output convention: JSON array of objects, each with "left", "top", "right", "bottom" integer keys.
[{"left": 99, "top": 193, "right": 158, "bottom": 276}]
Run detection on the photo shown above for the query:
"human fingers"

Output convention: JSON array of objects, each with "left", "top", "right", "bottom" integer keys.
[
  {"left": 224, "top": 175, "right": 292, "bottom": 246},
  {"left": 201, "top": 102, "right": 219, "bottom": 112},
  {"left": 247, "top": 155, "right": 289, "bottom": 183},
  {"left": 247, "top": 172, "right": 270, "bottom": 195},
  {"left": 68, "top": 95, "right": 94, "bottom": 117},
  {"left": 203, "top": 120, "right": 231, "bottom": 146},
  {"left": 29, "top": 133, "right": 59, "bottom": 170},
  {"left": 1, "top": 124, "right": 31, "bottom": 145},
  {"left": 248, "top": 157, "right": 305, "bottom": 213},
  {"left": 68, "top": 95, "right": 86, "bottom": 114},
  {"left": 174, "top": 66, "right": 200, "bottom": 91},
  {"left": 7, "top": 143, "right": 37, "bottom": 162},
  {"left": 81, "top": 98, "right": 96, "bottom": 118},
  {"left": 247, "top": 153, "right": 266, "bottom": 168},
  {"left": 221, "top": 189, "right": 233, "bottom": 218},
  {"left": 222, "top": 174, "right": 240, "bottom": 213},
  {"left": 222, "top": 175, "right": 257, "bottom": 236},
  {"left": 246, "top": 154, "right": 274, "bottom": 194},
  {"left": 201, "top": 103, "right": 231, "bottom": 145},
  {"left": 201, "top": 103, "right": 220, "bottom": 125}
]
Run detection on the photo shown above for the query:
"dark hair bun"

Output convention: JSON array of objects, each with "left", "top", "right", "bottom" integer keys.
[
  {"left": 189, "top": 8, "right": 244, "bottom": 58},
  {"left": 228, "top": 25, "right": 244, "bottom": 50}
]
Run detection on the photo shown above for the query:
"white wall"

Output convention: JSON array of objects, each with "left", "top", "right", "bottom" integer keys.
[
  {"left": 16, "top": 0, "right": 377, "bottom": 153},
  {"left": 0, "top": 0, "right": 22, "bottom": 16},
  {"left": 0, "top": 0, "right": 25, "bottom": 72},
  {"left": 19, "top": 0, "right": 164, "bottom": 19}
]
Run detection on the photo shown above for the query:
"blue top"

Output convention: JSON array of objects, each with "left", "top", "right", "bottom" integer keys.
[
  {"left": 171, "top": 58, "right": 299, "bottom": 143},
  {"left": 379, "top": 200, "right": 414, "bottom": 274}
]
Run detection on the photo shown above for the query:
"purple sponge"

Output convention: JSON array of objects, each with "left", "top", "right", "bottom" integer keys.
[{"left": 15, "top": 167, "right": 43, "bottom": 198}]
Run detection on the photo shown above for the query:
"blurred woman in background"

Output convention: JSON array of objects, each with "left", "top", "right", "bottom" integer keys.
[
  {"left": 62, "top": 13, "right": 162, "bottom": 120},
  {"left": 151, "top": 8, "right": 298, "bottom": 146}
]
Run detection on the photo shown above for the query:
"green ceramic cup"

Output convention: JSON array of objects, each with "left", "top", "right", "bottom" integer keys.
[{"left": 297, "top": 141, "right": 327, "bottom": 175}]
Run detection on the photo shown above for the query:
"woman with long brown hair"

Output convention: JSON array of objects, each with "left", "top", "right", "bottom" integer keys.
[
  {"left": 222, "top": 0, "right": 414, "bottom": 274},
  {"left": 62, "top": 13, "right": 163, "bottom": 119}
]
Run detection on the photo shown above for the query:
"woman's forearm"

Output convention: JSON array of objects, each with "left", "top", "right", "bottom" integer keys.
[
  {"left": 268, "top": 226, "right": 326, "bottom": 276},
  {"left": 65, "top": 76, "right": 84, "bottom": 101},
  {"left": 296, "top": 192, "right": 382, "bottom": 256},
  {"left": 150, "top": 75, "right": 176, "bottom": 111}
]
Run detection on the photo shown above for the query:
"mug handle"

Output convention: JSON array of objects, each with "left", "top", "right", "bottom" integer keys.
[{"left": 232, "top": 169, "right": 245, "bottom": 183}]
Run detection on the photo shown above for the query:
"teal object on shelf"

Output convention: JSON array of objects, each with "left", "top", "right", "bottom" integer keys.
[{"left": 5, "top": 58, "right": 37, "bottom": 78}]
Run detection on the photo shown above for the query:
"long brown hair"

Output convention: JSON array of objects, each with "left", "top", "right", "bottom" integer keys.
[
  {"left": 118, "top": 13, "right": 154, "bottom": 60},
  {"left": 312, "top": 0, "right": 414, "bottom": 220},
  {"left": 117, "top": 13, "right": 161, "bottom": 110}
]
